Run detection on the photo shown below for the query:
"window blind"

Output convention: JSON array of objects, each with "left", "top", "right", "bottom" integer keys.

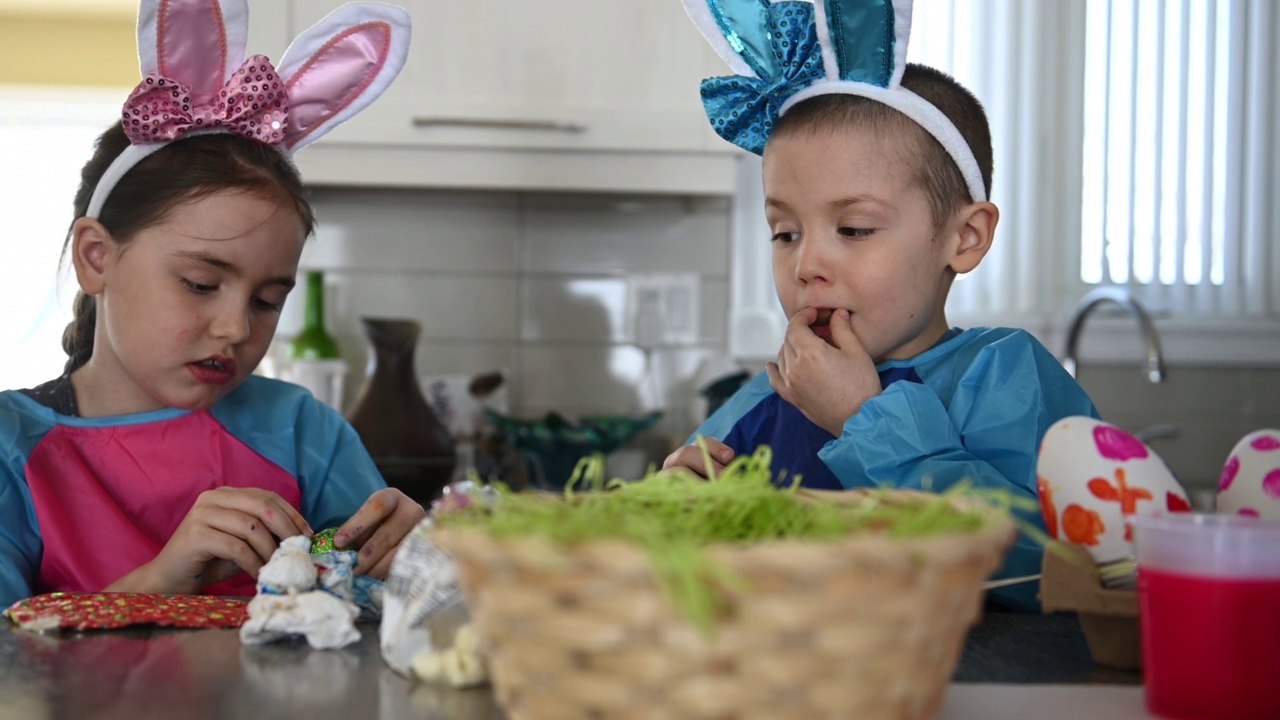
[{"left": 1081, "top": 0, "right": 1278, "bottom": 320}]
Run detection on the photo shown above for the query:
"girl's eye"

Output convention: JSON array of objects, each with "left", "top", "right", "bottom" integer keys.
[
  {"left": 839, "top": 227, "right": 874, "bottom": 238},
  {"left": 254, "top": 297, "right": 284, "bottom": 313},
  {"left": 180, "top": 278, "right": 217, "bottom": 294},
  {"left": 772, "top": 231, "right": 799, "bottom": 243}
]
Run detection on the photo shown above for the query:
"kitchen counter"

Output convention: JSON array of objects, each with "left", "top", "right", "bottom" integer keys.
[{"left": 0, "top": 610, "right": 1143, "bottom": 720}]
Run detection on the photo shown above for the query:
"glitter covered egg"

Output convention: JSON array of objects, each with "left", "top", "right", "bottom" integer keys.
[
  {"left": 1216, "top": 429, "right": 1280, "bottom": 522},
  {"left": 1036, "top": 416, "right": 1192, "bottom": 564},
  {"left": 309, "top": 527, "right": 355, "bottom": 555}
]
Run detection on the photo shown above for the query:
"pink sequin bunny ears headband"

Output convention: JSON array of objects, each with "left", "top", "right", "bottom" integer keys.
[{"left": 85, "top": 0, "right": 412, "bottom": 219}]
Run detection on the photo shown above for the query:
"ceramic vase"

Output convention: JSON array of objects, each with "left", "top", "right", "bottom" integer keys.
[{"left": 345, "top": 317, "right": 456, "bottom": 503}]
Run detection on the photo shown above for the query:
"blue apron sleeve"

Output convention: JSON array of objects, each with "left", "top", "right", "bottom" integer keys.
[
  {"left": 291, "top": 396, "right": 388, "bottom": 531},
  {"left": 0, "top": 471, "right": 39, "bottom": 608},
  {"left": 0, "top": 403, "right": 46, "bottom": 607},
  {"left": 818, "top": 334, "right": 1097, "bottom": 609}
]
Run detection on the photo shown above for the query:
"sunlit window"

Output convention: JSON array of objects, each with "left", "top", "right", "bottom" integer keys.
[
  {"left": 1080, "top": 0, "right": 1275, "bottom": 318},
  {"left": 0, "top": 89, "right": 119, "bottom": 389}
]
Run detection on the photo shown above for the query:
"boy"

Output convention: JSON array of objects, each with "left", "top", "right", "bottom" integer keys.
[{"left": 667, "top": 0, "right": 1099, "bottom": 610}]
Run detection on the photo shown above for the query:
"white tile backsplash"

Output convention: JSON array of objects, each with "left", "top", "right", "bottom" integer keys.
[
  {"left": 275, "top": 187, "right": 736, "bottom": 446},
  {"left": 1078, "top": 365, "right": 1280, "bottom": 492},
  {"left": 521, "top": 276, "right": 629, "bottom": 343},
  {"left": 326, "top": 273, "right": 518, "bottom": 342},
  {"left": 519, "top": 343, "right": 650, "bottom": 416},
  {"left": 521, "top": 195, "right": 731, "bottom": 274},
  {"left": 303, "top": 188, "right": 520, "bottom": 273}
]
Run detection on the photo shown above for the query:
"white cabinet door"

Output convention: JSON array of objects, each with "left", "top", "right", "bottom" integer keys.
[{"left": 268, "top": 0, "right": 731, "bottom": 153}]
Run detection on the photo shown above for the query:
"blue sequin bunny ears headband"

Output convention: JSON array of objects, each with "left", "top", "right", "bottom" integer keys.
[{"left": 683, "top": 0, "right": 987, "bottom": 203}]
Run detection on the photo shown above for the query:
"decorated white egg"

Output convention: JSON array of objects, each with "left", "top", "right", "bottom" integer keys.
[
  {"left": 1216, "top": 429, "right": 1280, "bottom": 522},
  {"left": 1036, "top": 416, "right": 1192, "bottom": 564}
]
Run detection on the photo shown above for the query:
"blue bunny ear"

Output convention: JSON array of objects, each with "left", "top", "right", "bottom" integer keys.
[
  {"left": 687, "top": 0, "right": 986, "bottom": 203},
  {"left": 813, "top": 0, "right": 912, "bottom": 87},
  {"left": 683, "top": 0, "right": 779, "bottom": 79}
]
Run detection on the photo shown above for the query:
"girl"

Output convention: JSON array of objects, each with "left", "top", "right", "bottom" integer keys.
[{"left": 0, "top": 0, "right": 417, "bottom": 606}]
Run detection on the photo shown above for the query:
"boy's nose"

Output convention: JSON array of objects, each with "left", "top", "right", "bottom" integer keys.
[{"left": 794, "top": 238, "right": 833, "bottom": 285}]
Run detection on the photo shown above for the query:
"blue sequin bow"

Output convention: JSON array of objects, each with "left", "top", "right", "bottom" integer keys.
[
  {"left": 699, "top": 2, "right": 827, "bottom": 155},
  {"left": 684, "top": 0, "right": 989, "bottom": 202}
]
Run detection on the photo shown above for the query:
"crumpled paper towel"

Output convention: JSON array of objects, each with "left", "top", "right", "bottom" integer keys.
[{"left": 240, "top": 536, "right": 369, "bottom": 650}]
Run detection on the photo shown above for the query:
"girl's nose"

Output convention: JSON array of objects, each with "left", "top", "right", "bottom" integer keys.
[{"left": 211, "top": 301, "right": 252, "bottom": 344}]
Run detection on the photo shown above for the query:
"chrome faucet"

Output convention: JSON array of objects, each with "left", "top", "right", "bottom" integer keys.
[{"left": 1062, "top": 286, "right": 1165, "bottom": 384}]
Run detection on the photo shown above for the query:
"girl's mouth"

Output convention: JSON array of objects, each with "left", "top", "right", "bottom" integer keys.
[{"left": 188, "top": 356, "right": 236, "bottom": 385}]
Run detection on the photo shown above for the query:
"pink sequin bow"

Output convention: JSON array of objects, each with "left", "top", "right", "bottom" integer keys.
[{"left": 122, "top": 54, "right": 290, "bottom": 146}]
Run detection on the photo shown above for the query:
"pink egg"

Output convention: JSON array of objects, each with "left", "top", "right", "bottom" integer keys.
[
  {"left": 1216, "top": 430, "right": 1280, "bottom": 522},
  {"left": 1036, "top": 416, "right": 1192, "bottom": 564}
]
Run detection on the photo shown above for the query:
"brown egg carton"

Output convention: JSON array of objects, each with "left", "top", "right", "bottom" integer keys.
[{"left": 1038, "top": 541, "right": 1141, "bottom": 670}]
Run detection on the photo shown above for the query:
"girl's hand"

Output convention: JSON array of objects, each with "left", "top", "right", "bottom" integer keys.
[
  {"left": 333, "top": 488, "right": 426, "bottom": 579},
  {"left": 108, "top": 487, "right": 313, "bottom": 595},
  {"left": 661, "top": 436, "right": 735, "bottom": 479},
  {"left": 766, "top": 307, "right": 881, "bottom": 437}
]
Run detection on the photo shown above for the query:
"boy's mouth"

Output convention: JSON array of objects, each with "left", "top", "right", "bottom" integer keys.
[{"left": 808, "top": 308, "right": 839, "bottom": 340}]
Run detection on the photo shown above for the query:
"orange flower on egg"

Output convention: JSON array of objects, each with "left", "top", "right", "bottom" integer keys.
[{"left": 1062, "top": 504, "right": 1105, "bottom": 546}]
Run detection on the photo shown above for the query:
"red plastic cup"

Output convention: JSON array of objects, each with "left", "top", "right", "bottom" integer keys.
[{"left": 1132, "top": 513, "right": 1280, "bottom": 720}]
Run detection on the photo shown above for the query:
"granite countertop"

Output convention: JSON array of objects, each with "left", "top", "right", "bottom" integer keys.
[{"left": 0, "top": 609, "right": 1141, "bottom": 720}]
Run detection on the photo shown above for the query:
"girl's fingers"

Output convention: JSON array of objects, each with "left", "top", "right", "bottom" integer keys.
[
  {"left": 366, "top": 544, "right": 401, "bottom": 580},
  {"left": 334, "top": 488, "right": 400, "bottom": 549},
  {"left": 205, "top": 488, "right": 312, "bottom": 541},
  {"left": 200, "top": 507, "right": 280, "bottom": 566},
  {"left": 350, "top": 495, "right": 426, "bottom": 575},
  {"left": 192, "top": 525, "right": 270, "bottom": 578}
]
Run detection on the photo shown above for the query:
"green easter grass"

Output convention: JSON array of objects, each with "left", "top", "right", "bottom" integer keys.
[{"left": 439, "top": 443, "right": 1022, "bottom": 632}]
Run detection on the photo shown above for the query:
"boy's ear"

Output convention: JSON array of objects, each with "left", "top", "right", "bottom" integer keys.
[
  {"left": 947, "top": 201, "right": 999, "bottom": 274},
  {"left": 70, "top": 218, "right": 113, "bottom": 295}
]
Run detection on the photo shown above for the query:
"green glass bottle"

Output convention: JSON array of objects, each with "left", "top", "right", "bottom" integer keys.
[{"left": 287, "top": 270, "right": 340, "bottom": 360}]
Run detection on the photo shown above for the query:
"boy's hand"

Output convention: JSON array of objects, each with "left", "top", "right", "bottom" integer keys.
[
  {"left": 767, "top": 307, "right": 880, "bottom": 436},
  {"left": 333, "top": 488, "right": 426, "bottom": 579},
  {"left": 661, "top": 436, "right": 735, "bottom": 479},
  {"left": 109, "top": 487, "right": 313, "bottom": 595}
]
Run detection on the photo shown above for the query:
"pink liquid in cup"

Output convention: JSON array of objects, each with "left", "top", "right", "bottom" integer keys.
[
  {"left": 1139, "top": 568, "right": 1280, "bottom": 719},
  {"left": 1133, "top": 514, "right": 1280, "bottom": 720}
]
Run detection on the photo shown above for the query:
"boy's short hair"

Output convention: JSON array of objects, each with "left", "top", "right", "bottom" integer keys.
[{"left": 768, "top": 64, "right": 994, "bottom": 229}]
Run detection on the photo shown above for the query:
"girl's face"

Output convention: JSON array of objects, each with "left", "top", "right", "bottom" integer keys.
[
  {"left": 763, "top": 125, "right": 962, "bottom": 363},
  {"left": 82, "top": 189, "right": 305, "bottom": 415}
]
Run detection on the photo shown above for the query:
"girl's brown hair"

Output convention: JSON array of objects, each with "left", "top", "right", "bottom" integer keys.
[{"left": 61, "top": 123, "right": 316, "bottom": 374}]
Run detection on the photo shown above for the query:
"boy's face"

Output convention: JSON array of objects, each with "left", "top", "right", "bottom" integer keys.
[
  {"left": 78, "top": 190, "right": 304, "bottom": 415},
  {"left": 763, "top": 125, "right": 961, "bottom": 364}
]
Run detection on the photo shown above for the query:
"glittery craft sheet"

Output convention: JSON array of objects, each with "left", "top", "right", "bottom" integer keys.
[{"left": 4, "top": 592, "right": 248, "bottom": 631}]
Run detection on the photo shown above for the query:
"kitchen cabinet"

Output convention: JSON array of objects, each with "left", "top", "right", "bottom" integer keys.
[{"left": 248, "top": 1, "right": 741, "bottom": 194}]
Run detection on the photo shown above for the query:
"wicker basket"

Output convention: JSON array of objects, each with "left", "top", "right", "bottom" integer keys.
[{"left": 432, "top": 489, "right": 1016, "bottom": 720}]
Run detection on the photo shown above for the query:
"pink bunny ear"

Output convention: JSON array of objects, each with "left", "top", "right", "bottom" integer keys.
[
  {"left": 136, "top": 0, "right": 249, "bottom": 107},
  {"left": 275, "top": 2, "right": 411, "bottom": 153}
]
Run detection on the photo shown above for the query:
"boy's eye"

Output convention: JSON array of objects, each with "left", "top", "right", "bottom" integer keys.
[
  {"left": 772, "top": 231, "right": 799, "bottom": 243},
  {"left": 839, "top": 227, "right": 874, "bottom": 238},
  {"left": 180, "top": 278, "right": 217, "bottom": 293}
]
